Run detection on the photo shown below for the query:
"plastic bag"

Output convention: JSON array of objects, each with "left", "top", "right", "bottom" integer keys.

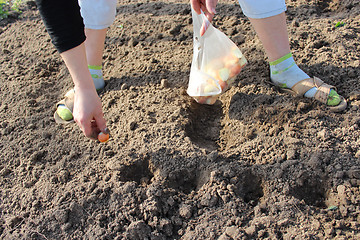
[{"left": 187, "top": 8, "right": 247, "bottom": 105}]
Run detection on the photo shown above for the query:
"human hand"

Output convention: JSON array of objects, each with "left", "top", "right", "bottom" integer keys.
[
  {"left": 190, "top": 0, "right": 218, "bottom": 36},
  {"left": 73, "top": 86, "right": 108, "bottom": 140}
]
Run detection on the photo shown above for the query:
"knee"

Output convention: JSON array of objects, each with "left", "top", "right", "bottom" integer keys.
[
  {"left": 237, "top": 0, "right": 287, "bottom": 19},
  {"left": 78, "top": 0, "right": 117, "bottom": 29}
]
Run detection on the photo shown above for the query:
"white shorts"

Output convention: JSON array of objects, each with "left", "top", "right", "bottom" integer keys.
[
  {"left": 78, "top": 0, "right": 117, "bottom": 29},
  {"left": 238, "top": 0, "right": 287, "bottom": 19}
]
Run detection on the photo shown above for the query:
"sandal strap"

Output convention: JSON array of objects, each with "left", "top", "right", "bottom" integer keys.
[
  {"left": 291, "top": 77, "right": 334, "bottom": 104},
  {"left": 64, "top": 89, "right": 75, "bottom": 112},
  {"left": 56, "top": 89, "right": 75, "bottom": 112},
  {"left": 313, "top": 77, "right": 335, "bottom": 104}
]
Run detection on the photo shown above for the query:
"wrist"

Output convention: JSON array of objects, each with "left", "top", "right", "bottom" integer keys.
[{"left": 74, "top": 82, "right": 97, "bottom": 94}]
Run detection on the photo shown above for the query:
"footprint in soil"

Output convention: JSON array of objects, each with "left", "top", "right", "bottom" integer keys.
[
  {"left": 106, "top": 155, "right": 155, "bottom": 186},
  {"left": 166, "top": 168, "right": 211, "bottom": 194},
  {"left": 185, "top": 100, "right": 223, "bottom": 151}
]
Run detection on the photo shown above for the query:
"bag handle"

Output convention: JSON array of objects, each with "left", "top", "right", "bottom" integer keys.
[{"left": 191, "top": 7, "right": 211, "bottom": 70}]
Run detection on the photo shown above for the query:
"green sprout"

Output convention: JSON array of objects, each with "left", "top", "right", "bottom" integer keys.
[
  {"left": 327, "top": 205, "right": 338, "bottom": 211},
  {"left": 335, "top": 21, "right": 345, "bottom": 28}
]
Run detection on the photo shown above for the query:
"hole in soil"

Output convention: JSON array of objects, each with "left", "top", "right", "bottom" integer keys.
[
  {"left": 166, "top": 168, "right": 209, "bottom": 194},
  {"left": 118, "top": 158, "right": 154, "bottom": 186},
  {"left": 315, "top": 0, "right": 332, "bottom": 12},
  {"left": 185, "top": 101, "right": 222, "bottom": 151},
  {"left": 242, "top": 173, "right": 264, "bottom": 206},
  {"left": 289, "top": 175, "right": 326, "bottom": 208},
  {"left": 235, "top": 171, "right": 264, "bottom": 206}
]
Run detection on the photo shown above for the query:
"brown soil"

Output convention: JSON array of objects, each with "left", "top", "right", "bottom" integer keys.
[{"left": 1, "top": 0, "right": 360, "bottom": 239}]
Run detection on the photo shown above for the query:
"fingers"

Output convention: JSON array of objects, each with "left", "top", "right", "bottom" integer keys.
[
  {"left": 191, "top": 0, "right": 218, "bottom": 36},
  {"left": 200, "top": 18, "right": 210, "bottom": 36},
  {"left": 94, "top": 113, "right": 108, "bottom": 135},
  {"left": 77, "top": 118, "right": 98, "bottom": 140},
  {"left": 191, "top": 0, "right": 217, "bottom": 16},
  {"left": 204, "top": 10, "right": 214, "bottom": 22},
  {"left": 190, "top": 0, "right": 201, "bottom": 14},
  {"left": 75, "top": 112, "right": 108, "bottom": 141},
  {"left": 102, "top": 127, "right": 110, "bottom": 135},
  {"left": 72, "top": 88, "right": 108, "bottom": 141},
  {"left": 206, "top": 0, "right": 217, "bottom": 15}
]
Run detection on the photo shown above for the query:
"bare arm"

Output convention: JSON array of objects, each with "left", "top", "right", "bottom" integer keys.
[
  {"left": 36, "top": 0, "right": 107, "bottom": 140},
  {"left": 60, "top": 43, "right": 107, "bottom": 140}
]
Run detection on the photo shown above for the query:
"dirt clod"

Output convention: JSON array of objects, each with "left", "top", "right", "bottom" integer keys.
[{"left": 1, "top": 0, "right": 359, "bottom": 239}]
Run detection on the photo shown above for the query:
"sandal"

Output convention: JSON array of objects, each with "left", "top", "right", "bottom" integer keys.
[
  {"left": 53, "top": 89, "right": 75, "bottom": 124},
  {"left": 272, "top": 77, "right": 347, "bottom": 112}
]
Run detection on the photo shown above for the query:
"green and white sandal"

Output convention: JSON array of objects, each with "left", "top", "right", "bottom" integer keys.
[
  {"left": 54, "top": 89, "right": 75, "bottom": 124},
  {"left": 273, "top": 77, "right": 347, "bottom": 112}
]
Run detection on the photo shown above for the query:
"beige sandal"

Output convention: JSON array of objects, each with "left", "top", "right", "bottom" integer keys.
[
  {"left": 53, "top": 89, "right": 75, "bottom": 124},
  {"left": 273, "top": 77, "right": 347, "bottom": 112}
]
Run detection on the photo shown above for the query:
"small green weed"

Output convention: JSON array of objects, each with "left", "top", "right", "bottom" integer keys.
[
  {"left": 11, "top": 0, "right": 22, "bottom": 12},
  {"left": 0, "top": 1, "right": 9, "bottom": 20},
  {"left": 335, "top": 21, "right": 345, "bottom": 28},
  {"left": 0, "top": 0, "right": 22, "bottom": 20}
]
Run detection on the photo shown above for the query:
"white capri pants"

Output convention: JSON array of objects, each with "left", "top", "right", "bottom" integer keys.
[
  {"left": 238, "top": 0, "right": 287, "bottom": 19},
  {"left": 78, "top": 0, "right": 117, "bottom": 29},
  {"left": 78, "top": 0, "right": 287, "bottom": 29}
]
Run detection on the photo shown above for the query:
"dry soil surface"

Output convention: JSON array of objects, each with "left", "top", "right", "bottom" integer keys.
[{"left": 1, "top": 0, "right": 360, "bottom": 239}]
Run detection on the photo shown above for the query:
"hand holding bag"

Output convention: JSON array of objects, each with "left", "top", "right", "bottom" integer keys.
[{"left": 187, "top": 7, "right": 247, "bottom": 105}]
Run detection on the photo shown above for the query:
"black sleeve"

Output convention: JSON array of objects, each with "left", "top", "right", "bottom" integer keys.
[{"left": 35, "top": 0, "right": 86, "bottom": 53}]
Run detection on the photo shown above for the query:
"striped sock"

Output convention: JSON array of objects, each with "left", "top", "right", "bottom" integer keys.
[
  {"left": 270, "top": 53, "right": 340, "bottom": 106},
  {"left": 88, "top": 65, "right": 105, "bottom": 90}
]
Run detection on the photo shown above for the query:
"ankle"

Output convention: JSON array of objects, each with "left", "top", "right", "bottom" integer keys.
[
  {"left": 269, "top": 53, "right": 309, "bottom": 88},
  {"left": 88, "top": 65, "right": 105, "bottom": 90}
]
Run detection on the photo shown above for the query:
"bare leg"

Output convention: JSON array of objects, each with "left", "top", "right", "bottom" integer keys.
[
  {"left": 248, "top": 12, "right": 345, "bottom": 110},
  {"left": 248, "top": 12, "right": 290, "bottom": 62},
  {"left": 84, "top": 28, "right": 107, "bottom": 90},
  {"left": 84, "top": 28, "right": 107, "bottom": 66}
]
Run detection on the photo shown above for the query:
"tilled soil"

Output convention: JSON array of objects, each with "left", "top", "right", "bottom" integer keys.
[{"left": 0, "top": 0, "right": 359, "bottom": 239}]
